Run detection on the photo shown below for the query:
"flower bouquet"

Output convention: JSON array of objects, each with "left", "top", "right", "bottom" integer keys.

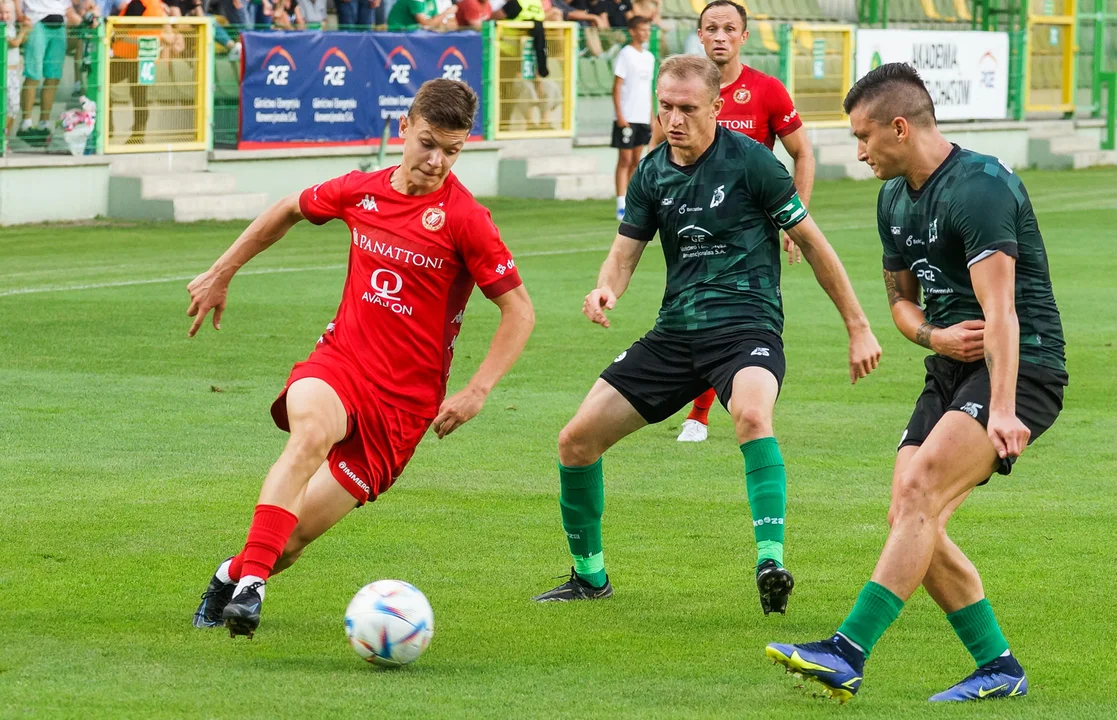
[{"left": 58, "top": 97, "right": 97, "bottom": 157}]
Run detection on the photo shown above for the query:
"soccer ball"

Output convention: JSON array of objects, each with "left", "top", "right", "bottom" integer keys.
[{"left": 344, "top": 580, "right": 435, "bottom": 667}]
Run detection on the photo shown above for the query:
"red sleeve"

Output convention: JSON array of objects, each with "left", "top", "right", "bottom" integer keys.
[
  {"left": 456, "top": 0, "right": 482, "bottom": 25},
  {"left": 299, "top": 172, "right": 351, "bottom": 225},
  {"left": 766, "top": 77, "right": 803, "bottom": 138},
  {"left": 456, "top": 206, "right": 523, "bottom": 299}
]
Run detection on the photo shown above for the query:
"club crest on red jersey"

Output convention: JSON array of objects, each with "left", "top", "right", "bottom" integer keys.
[
  {"left": 422, "top": 207, "right": 446, "bottom": 232},
  {"left": 733, "top": 88, "right": 751, "bottom": 104}
]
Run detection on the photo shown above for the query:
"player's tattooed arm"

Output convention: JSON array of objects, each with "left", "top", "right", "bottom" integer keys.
[{"left": 915, "top": 322, "right": 935, "bottom": 349}]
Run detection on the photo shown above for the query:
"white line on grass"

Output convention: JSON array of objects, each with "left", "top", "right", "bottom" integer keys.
[{"left": 0, "top": 246, "right": 611, "bottom": 298}]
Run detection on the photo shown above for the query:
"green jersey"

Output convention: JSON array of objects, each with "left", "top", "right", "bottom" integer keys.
[
  {"left": 620, "top": 126, "right": 807, "bottom": 334},
  {"left": 878, "top": 145, "right": 1066, "bottom": 371},
  {"left": 387, "top": 0, "right": 437, "bottom": 29}
]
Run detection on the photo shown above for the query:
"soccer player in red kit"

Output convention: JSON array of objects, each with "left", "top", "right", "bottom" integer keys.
[
  {"left": 650, "top": 0, "right": 816, "bottom": 443},
  {"left": 186, "top": 80, "right": 535, "bottom": 639}
]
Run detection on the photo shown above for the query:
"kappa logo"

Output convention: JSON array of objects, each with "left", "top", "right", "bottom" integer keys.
[
  {"left": 960, "top": 402, "right": 983, "bottom": 418},
  {"left": 891, "top": 226, "right": 902, "bottom": 235},
  {"left": 356, "top": 194, "right": 379, "bottom": 212},
  {"left": 733, "top": 88, "right": 751, "bottom": 104},
  {"left": 662, "top": 197, "right": 675, "bottom": 206},
  {"left": 751, "top": 347, "right": 771, "bottom": 357},
  {"left": 422, "top": 206, "right": 446, "bottom": 231},
  {"left": 709, "top": 184, "right": 725, "bottom": 209},
  {"left": 753, "top": 516, "right": 784, "bottom": 527}
]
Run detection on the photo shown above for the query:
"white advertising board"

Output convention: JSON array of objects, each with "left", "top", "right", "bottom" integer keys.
[{"left": 855, "top": 30, "right": 1010, "bottom": 120}]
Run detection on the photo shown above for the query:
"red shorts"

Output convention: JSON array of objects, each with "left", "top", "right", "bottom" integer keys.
[{"left": 270, "top": 344, "right": 431, "bottom": 506}]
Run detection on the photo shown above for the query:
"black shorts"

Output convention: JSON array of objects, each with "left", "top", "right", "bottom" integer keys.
[
  {"left": 600, "top": 327, "right": 786, "bottom": 424},
  {"left": 900, "top": 355, "right": 1067, "bottom": 476},
  {"left": 611, "top": 122, "right": 651, "bottom": 149}
]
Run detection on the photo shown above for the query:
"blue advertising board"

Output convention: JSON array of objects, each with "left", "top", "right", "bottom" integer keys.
[{"left": 239, "top": 31, "right": 484, "bottom": 147}]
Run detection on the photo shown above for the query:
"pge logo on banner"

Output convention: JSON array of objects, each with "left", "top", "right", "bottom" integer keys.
[
  {"left": 263, "top": 46, "right": 297, "bottom": 85},
  {"left": 437, "top": 47, "right": 469, "bottom": 81},
  {"left": 320, "top": 46, "right": 353, "bottom": 86},
  {"left": 386, "top": 46, "right": 417, "bottom": 84}
]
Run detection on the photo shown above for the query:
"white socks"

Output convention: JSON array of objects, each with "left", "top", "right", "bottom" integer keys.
[
  {"left": 216, "top": 558, "right": 233, "bottom": 584},
  {"left": 234, "top": 575, "right": 266, "bottom": 600}
]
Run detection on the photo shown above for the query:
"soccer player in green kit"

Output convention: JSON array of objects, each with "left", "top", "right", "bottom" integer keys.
[
  {"left": 533, "top": 55, "right": 882, "bottom": 614},
  {"left": 766, "top": 64, "right": 1067, "bottom": 702}
]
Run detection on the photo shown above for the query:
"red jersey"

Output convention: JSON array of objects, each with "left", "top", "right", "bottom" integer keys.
[
  {"left": 717, "top": 65, "right": 802, "bottom": 149},
  {"left": 298, "top": 168, "right": 522, "bottom": 419}
]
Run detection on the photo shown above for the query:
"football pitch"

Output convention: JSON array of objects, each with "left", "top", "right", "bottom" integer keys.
[{"left": 2, "top": 167, "right": 1115, "bottom": 718}]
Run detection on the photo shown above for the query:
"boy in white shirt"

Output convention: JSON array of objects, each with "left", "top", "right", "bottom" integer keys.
[
  {"left": 3, "top": 0, "right": 31, "bottom": 145},
  {"left": 611, "top": 15, "right": 654, "bottom": 221}
]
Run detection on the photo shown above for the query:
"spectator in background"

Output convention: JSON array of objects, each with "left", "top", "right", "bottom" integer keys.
[
  {"left": 630, "top": 0, "right": 657, "bottom": 24},
  {"left": 336, "top": 0, "right": 378, "bottom": 29},
  {"left": 17, "top": 0, "right": 78, "bottom": 146},
  {"left": 166, "top": 0, "right": 241, "bottom": 59},
  {"left": 296, "top": 0, "right": 325, "bottom": 27},
  {"left": 610, "top": 15, "right": 652, "bottom": 221},
  {"left": 271, "top": 0, "right": 304, "bottom": 28},
  {"left": 571, "top": 0, "right": 629, "bottom": 28},
  {"left": 491, "top": 0, "right": 564, "bottom": 20},
  {"left": 386, "top": 0, "right": 455, "bottom": 30},
  {"left": 247, "top": 0, "right": 271, "bottom": 28},
  {"left": 109, "top": 0, "right": 167, "bottom": 145},
  {"left": 3, "top": 0, "right": 32, "bottom": 146},
  {"left": 219, "top": 0, "right": 250, "bottom": 31},
  {"left": 455, "top": 0, "right": 488, "bottom": 29}
]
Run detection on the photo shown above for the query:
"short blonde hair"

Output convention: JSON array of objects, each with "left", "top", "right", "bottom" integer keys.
[{"left": 657, "top": 55, "right": 721, "bottom": 103}]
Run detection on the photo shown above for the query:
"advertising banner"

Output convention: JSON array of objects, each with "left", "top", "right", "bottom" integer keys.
[
  {"left": 855, "top": 30, "right": 1010, "bottom": 120},
  {"left": 240, "top": 31, "right": 483, "bottom": 147}
]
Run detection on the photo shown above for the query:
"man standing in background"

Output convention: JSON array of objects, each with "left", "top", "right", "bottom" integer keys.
[{"left": 611, "top": 16, "right": 654, "bottom": 222}]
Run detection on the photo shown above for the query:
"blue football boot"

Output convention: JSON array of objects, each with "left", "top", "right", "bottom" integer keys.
[
  {"left": 766, "top": 634, "right": 865, "bottom": 703},
  {"left": 929, "top": 654, "right": 1027, "bottom": 702}
]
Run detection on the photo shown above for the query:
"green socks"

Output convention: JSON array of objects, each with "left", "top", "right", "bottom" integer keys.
[
  {"left": 559, "top": 459, "right": 606, "bottom": 588},
  {"left": 948, "top": 598, "right": 1010, "bottom": 667},
  {"left": 837, "top": 581, "right": 905, "bottom": 659},
  {"left": 741, "top": 437, "right": 787, "bottom": 568}
]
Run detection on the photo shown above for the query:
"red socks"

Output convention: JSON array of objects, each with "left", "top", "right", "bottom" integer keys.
[
  {"left": 686, "top": 388, "right": 717, "bottom": 424},
  {"left": 231, "top": 504, "right": 299, "bottom": 582}
]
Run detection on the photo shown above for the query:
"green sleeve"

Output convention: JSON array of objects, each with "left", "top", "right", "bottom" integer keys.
[
  {"left": 618, "top": 158, "right": 657, "bottom": 242},
  {"left": 949, "top": 173, "right": 1020, "bottom": 268},
  {"left": 745, "top": 144, "right": 806, "bottom": 231},
  {"left": 878, "top": 186, "right": 906, "bottom": 271}
]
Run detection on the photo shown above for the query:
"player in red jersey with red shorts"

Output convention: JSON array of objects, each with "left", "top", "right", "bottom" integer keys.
[
  {"left": 186, "top": 80, "right": 535, "bottom": 639},
  {"left": 650, "top": 0, "right": 817, "bottom": 443}
]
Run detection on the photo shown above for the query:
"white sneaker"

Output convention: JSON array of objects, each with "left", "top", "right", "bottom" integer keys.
[
  {"left": 676, "top": 419, "right": 708, "bottom": 442},
  {"left": 229, "top": 42, "right": 242, "bottom": 62}
]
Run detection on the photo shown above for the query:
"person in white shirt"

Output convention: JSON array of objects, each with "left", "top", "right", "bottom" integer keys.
[
  {"left": 611, "top": 15, "right": 654, "bottom": 221},
  {"left": 3, "top": 0, "right": 31, "bottom": 143}
]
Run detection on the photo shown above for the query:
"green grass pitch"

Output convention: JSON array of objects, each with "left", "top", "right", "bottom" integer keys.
[{"left": 1, "top": 167, "right": 1115, "bottom": 718}]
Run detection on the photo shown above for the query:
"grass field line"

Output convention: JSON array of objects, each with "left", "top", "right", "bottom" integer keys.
[{"left": 0, "top": 245, "right": 612, "bottom": 298}]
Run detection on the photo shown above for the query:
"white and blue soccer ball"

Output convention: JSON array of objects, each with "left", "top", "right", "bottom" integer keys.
[{"left": 344, "top": 580, "right": 434, "bottom": 667}]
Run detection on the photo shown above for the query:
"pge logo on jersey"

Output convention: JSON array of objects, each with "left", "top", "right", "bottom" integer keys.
[
  {"left": 437, "top": 47, "right": 469, "bottom": 81},
  {"left": 262, "top": 46, "right": 297, "bottom": 85},
  {"left": 319, "top": 47, "right": 353, "bottom": 87},
  {"left": 386, "top": 46, "right": 417, "bottom": 84}
]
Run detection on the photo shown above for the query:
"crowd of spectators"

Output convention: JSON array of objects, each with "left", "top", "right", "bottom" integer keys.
[{"left": 3, "top": 0, "right": 663, "bottom": 150}]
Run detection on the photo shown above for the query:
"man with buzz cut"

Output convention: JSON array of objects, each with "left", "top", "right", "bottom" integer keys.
[
  {"left": 766, "top": 63, "right": 1067, "bottom": 703},
  {"left": 533, "top": 55, "right": 882, "bottom": 616}
]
